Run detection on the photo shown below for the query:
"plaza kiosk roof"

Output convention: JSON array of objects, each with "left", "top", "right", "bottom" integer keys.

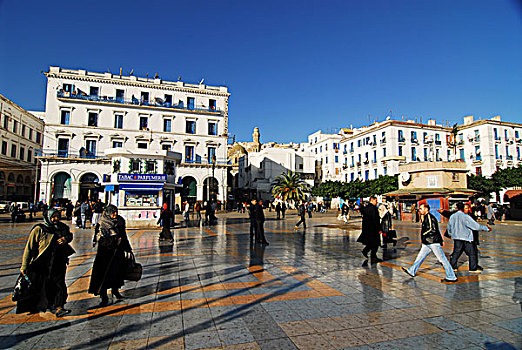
[
  {"left": 385, "top": 188, "right": 477, "bottom": 197},
  {"left": 504, "top": 190, "right": 522, "bottom": 202}
]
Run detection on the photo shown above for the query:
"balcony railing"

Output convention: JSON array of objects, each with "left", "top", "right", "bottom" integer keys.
[
  {"left": 57, "top": 91, "right": 222, "bottom": 114},
  {"left": 35, "top": 149, "right": 107, "bottom": 159},
  {"left": 182, "top": 158, "right": 229, "bottom": 165}
]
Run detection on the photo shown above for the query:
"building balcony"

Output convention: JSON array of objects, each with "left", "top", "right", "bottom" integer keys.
[
  {"left": 411, "top": 139, "right": 419, "bottom": 145},
  {"left": 398, "top": 138, "right": 405, "bottom": 143},
  {"left": 349, "top": 148, "right": 354, "bottom": 153},
  {"left": 35, "top": 149, "right": 108, "bottom": 161},
  {"left": 181, "top": 158, "right": 230, "bottom": 167},
  {"left": 516, "top": 138, "right": 522, "bottom": 144},
  {"left": 495, "top": 137, "right": 502, "bottom": 144},
  {"left": 380, "top": 138, "right": 386, "bottom": 145},
  {"left": 435, "top": 141, "right": 442, "bottom": 146},
  {"left": 57, "top": 91, "right": 222, "bottom": 115}
]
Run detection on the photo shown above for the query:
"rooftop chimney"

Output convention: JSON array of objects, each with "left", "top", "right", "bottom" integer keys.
[
  {"left": 492, "top": 115, "right": 501, "bottom": 121},
  {"left": 428, "top": 119, "right": 436, "bottom": 126},
  {"left": 463, "top": 115, "right": 473, "bottom": 125}
]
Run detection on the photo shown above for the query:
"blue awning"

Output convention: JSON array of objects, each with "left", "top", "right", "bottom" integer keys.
[{"left": 119, "top": 183, "right": 164, "bottom": 191}]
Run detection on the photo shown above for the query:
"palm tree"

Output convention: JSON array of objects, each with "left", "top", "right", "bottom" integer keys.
[
  {"left": 272, "top": 171, "right": 309, "bottom": 205},
  {"left": 448, "top": 123, "right": 459, "bottom": 161}
]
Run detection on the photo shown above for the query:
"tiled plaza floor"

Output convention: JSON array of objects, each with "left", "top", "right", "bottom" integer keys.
[{"left": 0, "top": 211, "right": 521, "bottom": 349}]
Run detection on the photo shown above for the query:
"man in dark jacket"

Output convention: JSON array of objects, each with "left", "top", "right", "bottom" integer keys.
[
  {"left": 255, "top": 200, "right": 269, "bottom": 245},
  {"left": 357, "top": 196, "right": 382, "bottom": 263},
  {"left": 248, "top": 199, "right": 258, "bottom": 243},
  {"left": 402, "top": 203, "right": 457, "bottom": 283},
  {"left": 294, "top": 202, "right": 307, "bottom": 229}
]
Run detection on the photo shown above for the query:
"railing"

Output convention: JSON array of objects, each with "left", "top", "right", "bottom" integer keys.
[
  {"left": 35, "top": 149, "right": 107, "bottom": 159},
  {"left": 57, "top": 91, "right": 222, "bottom": 114},
  {"left": 182, "top": 158, "right": 229, "bottom": 165},
  {"left": 398, "top": 138, "right": 405, "bottom": 143}
]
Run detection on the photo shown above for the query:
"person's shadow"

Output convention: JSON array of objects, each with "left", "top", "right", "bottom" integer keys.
[{"left": 249, "top": 244, "right": 266, "bottom": 267}]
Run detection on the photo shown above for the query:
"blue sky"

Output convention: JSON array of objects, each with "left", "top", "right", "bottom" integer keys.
[{"left": 0, "top": 0, "right": 520, "bottom": 143}]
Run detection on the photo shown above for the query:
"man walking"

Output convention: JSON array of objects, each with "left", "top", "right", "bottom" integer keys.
[
  {"left": 183, "top": 201, "right": 190, "bottom": 227},
  {"left": 281, "top": 202, "right": 286, "bottom": 219},
  {"left": 357, "top": 196, "right": 382, "bottom": 263},
  {"left": 294, "top": 202, "right": 306, "bottom": 229},
  {"left": 275, "top": 202, "right": 281, "bottom": 220},
  {"left": 486, "top": 202, "right": 495, "bottom": 225},
  {"left": 248, "top": 199, "right": 258, "bottom": 243},
  {"left": 402, "top": 203, "right": 457, "bottom": 283},
  {"left": 448, "top": 202, "right": 491, "bottom": 273},
  {"left": 256, "top": 200, "right": 268, "bottom": 245}
]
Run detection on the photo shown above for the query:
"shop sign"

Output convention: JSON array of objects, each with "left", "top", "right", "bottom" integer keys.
[{"left": 118, "top": 173, "right": 167, "bottom": 182}]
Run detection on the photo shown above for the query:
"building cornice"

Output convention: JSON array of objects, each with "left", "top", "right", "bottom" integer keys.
[{"left": 457, "top": 119, "right": 522, "bottom": 130}]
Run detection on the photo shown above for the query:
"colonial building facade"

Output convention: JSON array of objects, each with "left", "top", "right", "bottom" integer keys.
[
  {"left": 308, "top": 116, "right": 522, "bottom": 183},
  {"left": 0, "top": 94, "right": 44, "bottom": 202},
  {"left": 38, "top": 66, "right": 230, "bottom": 205}
]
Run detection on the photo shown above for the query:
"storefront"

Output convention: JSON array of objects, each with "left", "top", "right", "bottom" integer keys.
[{"left": 103, "top": 173, "right": 179, "bottom": 228}]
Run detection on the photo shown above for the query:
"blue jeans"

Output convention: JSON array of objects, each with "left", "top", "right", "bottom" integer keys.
[{"left": 406, "top": 243, "right": 457, "bottom": 280}]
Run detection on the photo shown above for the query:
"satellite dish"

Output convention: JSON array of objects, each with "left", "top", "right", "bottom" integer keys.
[{"left": 400, "top": 172, "right": 411, "bottom": 183}]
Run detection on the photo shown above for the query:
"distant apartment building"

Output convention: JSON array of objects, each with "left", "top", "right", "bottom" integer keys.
[
  {"left": 0, "top": 94, "right": 44, "bottom": 202},
  {"left": 308, "top": 116, "right": 522, "bottom": 183},
  {"left": 38, "top": 66, "right": 230, "bottom": 206}
]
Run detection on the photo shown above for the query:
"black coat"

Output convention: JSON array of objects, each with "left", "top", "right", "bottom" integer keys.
[
  {"left": 88, "top": 215, "right": 131, "bottom": 295},
  {"left": 357, "top": 203, "right": 382, "bottom": 248},
  {"left": 255, "top": 204, "right": 265, "bottom": 222},
  {"left": 421, "top": 213, "right": 443, "bottom": 245}
]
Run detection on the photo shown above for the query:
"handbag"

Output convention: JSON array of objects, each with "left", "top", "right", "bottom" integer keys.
[
  {"left": 12, "top": 273, "right": 33, "bottom": 302},
  {"left": 123, "top": 252, "right": 142, "bottom": 281}
]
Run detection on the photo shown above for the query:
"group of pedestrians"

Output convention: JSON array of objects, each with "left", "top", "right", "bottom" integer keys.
[{"left": 16, "top": 203, "right": 133, "bottom": 316}]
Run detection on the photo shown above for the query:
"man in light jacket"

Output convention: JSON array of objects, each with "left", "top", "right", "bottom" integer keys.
[{"left": 448, "top": 202, "right": 491, "bottom": 273}]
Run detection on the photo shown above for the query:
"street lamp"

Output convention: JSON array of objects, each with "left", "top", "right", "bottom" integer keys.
[{"left": 211, "top": 154, "right": 216, "bottom": 201}]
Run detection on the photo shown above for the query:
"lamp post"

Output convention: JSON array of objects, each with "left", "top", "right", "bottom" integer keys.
[{"left": 211, "top": 154, "right": 216, "bottom": 201}]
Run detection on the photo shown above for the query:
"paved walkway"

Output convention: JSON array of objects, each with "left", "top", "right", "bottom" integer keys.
[{"left": 0, "top": 211, "right": 520, "bottom": 349}]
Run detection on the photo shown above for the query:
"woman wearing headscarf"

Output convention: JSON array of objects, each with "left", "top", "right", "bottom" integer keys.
[
  {"left": 17, "top": 209, "right": 74, "bottom": 316},
  {"left": 88, "top": 205, "right": 132, "bottom": 306},
  {"left": 157, "top": 203, "right": 174, "bottom": 241}
]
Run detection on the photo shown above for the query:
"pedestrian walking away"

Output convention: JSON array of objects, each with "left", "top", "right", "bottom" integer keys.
[
  {"left": 295, "top": 202, "right": 307, "bottom": 229},
  {"left": 157, "top": 203, "right": 174, "bottom": 242},
  {"left": 486, "top": 202, "right": 495, "bottom": 225},
  {"left": 255, "top": 199, "right": 269, "bottom": 245},
  {"left": 448, "top": 202, "right": 491, "bottom": 273},
  {"left": 88, "top": 205, "right": 133, "bottom": 306},
  {"left": 357, "top": 196, "right": 383, "bottom": 264},
  {"left": 248, "top": 199, "right": 258, "bottom": 243},
  {"left": 17, "top": 209, "right": 75, "bottom": 316},
  {"left": 402, "top": 203, "right": 457, "bottom": 283}
]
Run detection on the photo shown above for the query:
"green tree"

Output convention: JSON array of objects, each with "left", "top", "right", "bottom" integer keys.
[
  {"left": 272, "top": 171, "right": 309, "bottom": 204},
  {"left": 467, "top": 174, "right": 498, "bottom": 198},
  {"left": 491, "top": 165, "right": 522, "bottom": 189}
]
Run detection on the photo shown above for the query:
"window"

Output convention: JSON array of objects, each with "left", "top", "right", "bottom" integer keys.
[
  {"left": 398, "top": 130, "right": 404, "bottom": 142},
  {"left": 36, "top": 132, "right": 41, "bottom": 144},
  {"left": 141, "top": 92, "right": 149, "bottom": 103},
  {"left": 3, "top": 115, "right": 8, "bottom": 129},
  {"left": 325, "top": 157, "right": 328, "bottom": 163},
  {"left": 398, "top": 146, "right": 403, "bottom": 156},
  {"left": 27, "top": 149, "right": 31, "bottom": 163},
  {"left": 28, "top": 128, "right": 32, "bottom": 141},
  {"left": 86, "top": 140, "right": 97, "bottom": 158},
  {"left": 114, "top": 114, "right": 123, "bottom": 129},
  {"left": 137, "top": 142, "right": 148, "bottom": 149},
  {"left": 476, "top": 167, "right": 482, "bottom": 176},
  {"left": 459, "top": 148, "right": 465, "bottom": 161},
  {"left": 21, "top": 125, "right": 26, "bottom": 137},
  {"left": 384, "top": 167, "right": 387, "bottom": 175},
  {"left": 145, "top": 161, "right": 156, "bottom": 173},
  {"left": 365, "top": 170, "right": 369, "bottom": 180},
  {"left": 423, "top": 148, "right": 428, "bottom": 161},
  {"left": 130, "top": 159, "right": 141, "bottom": 172},
  {"left": 319, "top": 146, "right": 322, "bottom": 152},
  {"left": 208, "top": 122, "right": 217, "bottom": 135},
  {"left": 10, "top": 144, "right": 16, "bottom": 158},
  {"left": 334, "top": 156, "right": 338, "bottom": 163},
  {"left": 60, "top": 110, "right": 70, "bottom": 125},
  {"left": 373, "top": 150, "right": 377, "bottom": 162},
  {"left": 435, "top": 133, "right": 441, "bottom": 145},
  {"left": 382, "top": 148, "right": 386, "bottom": 157},
  {"left": 63, "top": 83, "right": 73, "bottom": 92},
  {"left": 88, "top": 112, "right": 98, "bottom": 127},
  {"left": 163, "top": 119, "right": 172, "bottom": 132},
  {"left": 423, "top": 132, "right": 428, "bottom": 143},
  {"left": 116, "top": 89, "right": 124, "bottom": 102},
  {"left": 185, "top": 145, "right": 194, "bottom": 162},
  {"left": 325, "top": 144, "right": 328, "bottom": 151},
  {"left": 162, "top": 144, "right": 171, "bottom": 151},
  {"left": 208, "top": 147, "right": 216, "bottom": 163},
  {"left": 411, "top": 147, "right": 417, "bottom": 161},
  {"left": 475, "top": 146, "right": 481, "bottom": 160},
  {"left": 357, "top": 140, "right": 361, "bottom": 147},
  {"left": 517, "top": 147, "right": 521, "bottom": 160},
  {"left": 1, "top": 141, "right": 7, "bottom": 155},
  {"left": 411, "top": 131, "right": 417, "bottom": 141},
  {"left": 187, "top": 97, "right": 195, "bottom": 110},
  {"left": 505, "top": 130, "right": 508, "bottom": 140},
  {"left": 516, "top": 130, "right": 519, "bottom": 139},
  {"left": 112, "top": 141, "right": 123, "bottom": 148},
  {"left": 351, "top": 173, "right": 354, "bottom": 181},
  {"left": 373, "top": 135, "right": 376, "bottom": 144},
  {"left": 374, "top": 169, "right": 378, "bottom": 178},
  {"left": 506, "top": 145, "right": 510, "bottom": 158},
  {"left": 209, "top": 99, "right": 216, "bottom": 110},
  {"left": 495, "top": 145, "right": 499, "bottom": 159},
  {"left": 13, "top": 120, "right": 18, "bottom": 133},
  {"left": 19, "top": 147, "right": 24, "bottom": 161},
  {"left": 140, "top": 117, "right": 148, "bottom": 130},
  {"left": 164, "top": 94, "right": 172, "bottom": 106},
  {"left": 436, "top": 149, "right": 440, "bottom": 161},
  {"left": 494, "top": 128, "right": 499, "bottom": 140},
  {"left": 186, "top": 120, "right": 196, "bottom": 134},
  {"left": 90, "top": 86, "right": 99, "bottom": 96}
]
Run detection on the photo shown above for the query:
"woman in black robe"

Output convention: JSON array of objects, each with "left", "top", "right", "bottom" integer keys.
[
  {"left": 88, "top": 205, "right": 132, "bottom": 306},
  {"left": 157, "top": 203, "right": 174, "bottom": 241},
  {"left": 17, "top": 209, "right": 74, "bottom": 316}
]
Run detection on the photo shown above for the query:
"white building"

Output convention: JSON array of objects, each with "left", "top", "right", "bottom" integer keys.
[
  {"left": 456, "top": 115, "right": 522, "bottom": 177},
  {"left": 38, "top": 66, "right": 230, "bottom": 207},
  {"left": 238, "top": 146, "right": 315, "bottom": 202},
  {"left": 308, "top": 115, "right": 522, "bottom": 184},
  {"left": 0, "top": 94, "right": 44, "bottom": 202}
]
